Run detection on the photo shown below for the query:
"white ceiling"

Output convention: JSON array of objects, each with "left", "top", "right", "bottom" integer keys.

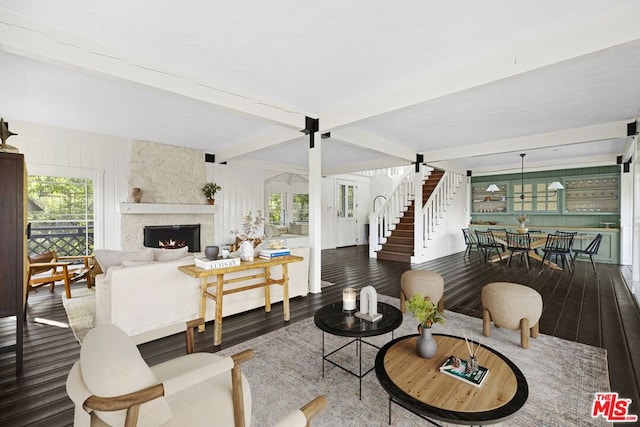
[{"left": 1, "top": 1, "right": 639, "bottom": 176}]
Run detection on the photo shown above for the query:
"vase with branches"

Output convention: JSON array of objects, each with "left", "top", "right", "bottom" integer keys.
[
  {"left": 231, "top": 211, "right": 265, "bottom": 260},
  {"left": 406, "top": 294, "right": 446, "bottom": 358}
]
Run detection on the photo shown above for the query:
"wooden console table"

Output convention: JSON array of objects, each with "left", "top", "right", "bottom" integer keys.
[{"left": 178, "top": 255, "right": 303, "bottom": 345}]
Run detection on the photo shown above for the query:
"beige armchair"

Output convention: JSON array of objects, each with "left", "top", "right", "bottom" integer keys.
[{"left": 66, "top": 319, "right": 326, "bottom": 426}]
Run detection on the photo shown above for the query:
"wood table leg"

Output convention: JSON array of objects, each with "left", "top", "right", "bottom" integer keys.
[
  {"left": 264, "top": 266, "right": 271, "bottom": 313},
  {"left": 283, "top": 263, "right": 290, "bottom": 322},
  {"left": 214, "top": 274, "right": 224, "bottom": 346},
  {"left": 198, "top": 277, "right": 207, "bottom": 332}
]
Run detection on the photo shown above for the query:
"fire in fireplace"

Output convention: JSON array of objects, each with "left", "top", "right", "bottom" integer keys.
[{"left": 143, "top": 224, "right": 201, "bottom": 253}]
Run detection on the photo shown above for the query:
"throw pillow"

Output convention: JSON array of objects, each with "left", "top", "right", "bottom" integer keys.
[
  {"left": 152, "top": 246, "right": 189, "bottom": 262},
  {"left": 264, "top": 223, "right": 275, "bottom": 238},
  {"left": 94, "top": 249, "right": 154, "bottom": 273}
]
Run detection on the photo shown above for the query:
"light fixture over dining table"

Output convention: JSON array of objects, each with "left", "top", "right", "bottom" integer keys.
[{"left": 486, "top": 153, "right": 564, "bottom": 199}]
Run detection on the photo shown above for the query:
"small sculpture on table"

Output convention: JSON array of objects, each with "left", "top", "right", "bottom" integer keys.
[{"left": 355, "top": 285, "right": 382, "bottom": 322}]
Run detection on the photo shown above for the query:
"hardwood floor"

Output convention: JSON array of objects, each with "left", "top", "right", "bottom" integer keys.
[{"left": 1, "top": 246, "right": 639, "bottom": 426}]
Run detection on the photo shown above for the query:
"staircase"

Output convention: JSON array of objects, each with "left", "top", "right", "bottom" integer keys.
[{"left": 376, "top": 169, "right": 445, "bottom": 262}]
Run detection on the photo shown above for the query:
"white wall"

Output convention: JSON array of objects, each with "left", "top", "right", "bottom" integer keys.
[{"left": 210, "top": 162, "right": 265, "bottom": 246}]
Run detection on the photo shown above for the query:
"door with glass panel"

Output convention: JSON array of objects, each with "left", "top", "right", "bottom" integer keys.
[{"left": 336, "top": 180, "right": 357, "bottom": 247}]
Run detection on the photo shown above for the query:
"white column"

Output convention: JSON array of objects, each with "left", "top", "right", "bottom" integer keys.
[
  {"left": 308, "top": 131, "right": 322, "bottom": 294},
  {"left": 412, "top": 165, "right": 424, "bottom": 262}
]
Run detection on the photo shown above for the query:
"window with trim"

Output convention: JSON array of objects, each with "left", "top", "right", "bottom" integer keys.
[
  {"left": 267, "top": 193, "right": 286, "bottom": 225},
  {"left": 292, "top": 194, "right": 309, "bottom": 223},
  {"left": 27, "top": 175, "right": 94, "bottom": 256}
]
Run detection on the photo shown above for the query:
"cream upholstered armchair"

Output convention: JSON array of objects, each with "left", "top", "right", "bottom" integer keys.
[{"left": 66, "top": 319, "right": 326, "bottom": 426}]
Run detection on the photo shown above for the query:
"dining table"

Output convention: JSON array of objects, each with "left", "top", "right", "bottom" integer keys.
[{"left": 488, "top": 231, "right": 589, "bottom": 270}]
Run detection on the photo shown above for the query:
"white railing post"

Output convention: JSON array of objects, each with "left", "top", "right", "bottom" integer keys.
[{"left": 369, "top": 213, "right": 379, "bottom": 258}]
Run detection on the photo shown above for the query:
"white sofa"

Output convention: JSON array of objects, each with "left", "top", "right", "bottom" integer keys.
[{"left": 95, "top": 247, "right": 310, "bottom": 344}]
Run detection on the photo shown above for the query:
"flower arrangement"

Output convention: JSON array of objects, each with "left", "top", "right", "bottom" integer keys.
[
  {"left": 406, "top": 294, "right": 446, "bottom": 328},
  {"left": 231, "top": 211, "right": 266, "bottom": 241},
  {"left": 515, "top": 213, "right": 528, "bottom": 226}
]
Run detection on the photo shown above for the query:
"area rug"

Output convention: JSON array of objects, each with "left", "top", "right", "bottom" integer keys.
[
  {"left": 218, "top": 295, "right": 610, "bottom": 427},
  {"left": 61, "top": 288, "right": 95, "bottom": 343}
]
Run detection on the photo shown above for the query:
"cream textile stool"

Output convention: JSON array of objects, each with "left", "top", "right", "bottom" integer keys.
[
  {"left": 400, "top": 269, "right": 444, "bottom": 313},
  {"left": 481, "top": 282, "right": 543, "bottom": 349}
]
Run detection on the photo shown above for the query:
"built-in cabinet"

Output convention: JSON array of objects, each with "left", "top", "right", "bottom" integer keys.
[
  {"left": 471, "top": 173, "right": 619, "bottom": 216},
  {"left": 472, "top": 183, "right": 507, "bottom": 213},
  {"left": 563, "top": 175, "right": 619, "bottom": 214},
  {"left": 0, "top": 152, "right": 26, "bottom": 371}
]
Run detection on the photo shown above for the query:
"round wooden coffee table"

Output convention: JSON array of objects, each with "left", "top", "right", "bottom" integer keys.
[{"left": 375, "top": 333, "right": 528, "bottom": 425}]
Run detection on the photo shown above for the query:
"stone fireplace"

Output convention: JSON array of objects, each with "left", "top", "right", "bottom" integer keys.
[{"left": 121, "top": 141, "right": 214, "bottom": 251}]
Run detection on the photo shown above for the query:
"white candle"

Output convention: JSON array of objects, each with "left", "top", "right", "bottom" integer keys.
[{"left": 343, "top": 287, "right": 356, "bottom": 311}]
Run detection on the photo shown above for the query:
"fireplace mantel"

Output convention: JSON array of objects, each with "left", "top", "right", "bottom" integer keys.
[{"left": 119, "top": 202, "right": 218, "bottom": 215}]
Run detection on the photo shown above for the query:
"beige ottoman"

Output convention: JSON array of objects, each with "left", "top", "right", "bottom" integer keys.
[
  {"left": 400, "top": 269, "right": 444, "bottom": 313},
  {"left": 481, "top": 282, "right": 543, "bottom": 349}
]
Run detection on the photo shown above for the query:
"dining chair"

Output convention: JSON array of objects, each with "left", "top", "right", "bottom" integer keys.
[
  {"left": 572, "top": 233, "right": 603, "bottom": 273},
  {"left": 475, "top": 230, "right": 504, "bottom": 263},
  {"left": 462, "top": 228, "right": 480, "bottom": 258},
  {"left": 506, "top": 232, "right": 532, "bottom": 269},
  {"left": 540, "top": 233, "right": 575, "bottom": 272}
]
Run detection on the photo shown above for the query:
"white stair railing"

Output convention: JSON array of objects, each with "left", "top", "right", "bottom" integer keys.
[
  {"left": 369, "top": 168, "right": 463, "bottom": 259},
  {"left": 369, "top": 167, "right": 430, "bottom": 257},
  {"left": 419, "top": 171, "right": 464, "bottom": 247}
]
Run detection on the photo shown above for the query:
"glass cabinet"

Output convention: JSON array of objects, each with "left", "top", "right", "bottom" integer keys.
[
  {"left": 471, "top": 183, "right": 507, "bottom": 214},
  {"left": 513, "top": 181, "right": 559, "bottom": 213},
  {"left": 563, "top": 175, "right": 619, "bottom": 214}
]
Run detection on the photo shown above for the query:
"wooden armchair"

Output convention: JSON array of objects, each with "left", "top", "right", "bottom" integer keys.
[
  {"left": 27, "top": 250, "right": 94, "bottom": 299},
  {"left": 66, "top": 318, "right": 326, "bottom": 427}
]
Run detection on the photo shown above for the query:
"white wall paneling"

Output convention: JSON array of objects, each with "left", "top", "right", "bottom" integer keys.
[
  {"left": 212, "top": 163, "right": 265, "bottom": 246},
  {"left": 321, "top": 177, "right": 336, "bottom": 249}
]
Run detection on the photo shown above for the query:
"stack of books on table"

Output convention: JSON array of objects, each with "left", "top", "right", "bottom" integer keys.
[{"left": 259, "top": 248, "right": 291, "bottom": 259}]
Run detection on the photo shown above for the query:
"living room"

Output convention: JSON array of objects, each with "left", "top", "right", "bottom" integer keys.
[{"left": 2, "top": 1, "right": 640, "bottom": 425}]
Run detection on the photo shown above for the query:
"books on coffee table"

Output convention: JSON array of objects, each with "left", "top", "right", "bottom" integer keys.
[
  {"left": 259, "top": 248, "right": 291, "bottom": 259},
  {"left": 439, "top": 355, "right": 489, "bottom": 387}
]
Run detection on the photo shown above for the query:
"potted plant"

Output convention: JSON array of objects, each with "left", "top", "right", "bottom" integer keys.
[
  {"left": 406, "top": 294, "right": 446, "bottom": 358},
  {"left": 201, "top": 182, "right": 221, "bottom": 204}
]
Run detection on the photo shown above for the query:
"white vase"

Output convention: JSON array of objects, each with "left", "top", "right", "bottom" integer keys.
[{"left": 239, "top": 240, "right": 254, "bottom": 261}]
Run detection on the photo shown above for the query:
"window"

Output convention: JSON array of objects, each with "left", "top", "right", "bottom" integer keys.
[
  {"left": 292, "top": 194, "right": 309, "bottom": 222},
  {"left": 267, "top": 193, "right": 286, "bottom": 225},
  {"left": 337, "top": 183, "right": 355, "bottom": 218},
  {"left": 27, "top": 175, "right": 94, "bottom": 256}
]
